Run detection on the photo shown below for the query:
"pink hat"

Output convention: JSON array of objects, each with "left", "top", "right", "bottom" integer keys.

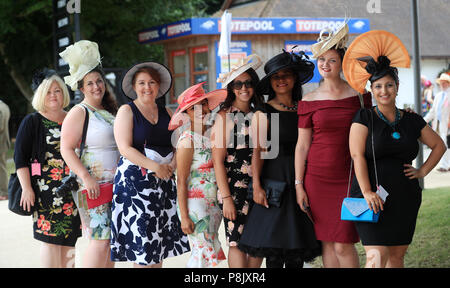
[{"left": 168, "top": 82, "right": 227, "bottom": 130}]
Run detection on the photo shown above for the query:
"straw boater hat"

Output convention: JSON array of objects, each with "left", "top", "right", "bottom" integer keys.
[
  {"left": 121, "top": 61, "right": 172, "bottom": 100},
  {"left": 217, "top": 54, "right": 262, "bottom": 87},
  {"left": 436, "top": 73, "right": 450, "bottom": 85},
  {"left": 168, "top": 82, "right": 227, "bottom": 131},
  {"left": 311, "top": 23, "right": 349, "bottom": 59},
  {"left": 59, "top": 40, "right": 102, "bottom": 91},
  {"left": 342, "top": 30, "right": 411, "bottom": 94},
  {"left": 256, "top": 49, "right": 315, "bottom": 95}
]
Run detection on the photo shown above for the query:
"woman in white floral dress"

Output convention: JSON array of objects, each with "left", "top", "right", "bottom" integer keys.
[{"left": 170, "top": 83, "right": 227, "bottom": 267}]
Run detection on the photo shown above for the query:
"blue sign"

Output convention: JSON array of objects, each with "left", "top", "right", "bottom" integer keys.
[
  {"left": 215, "top": 41, "right": 252, "bottom": 89},
  {"left": 138, "top": 17, "right": 370, "bottom": 44}
]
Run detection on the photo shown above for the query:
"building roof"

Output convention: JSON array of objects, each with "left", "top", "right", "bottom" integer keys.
[{"left": 215, "top": 0, "right": 450, "bottom": 58}]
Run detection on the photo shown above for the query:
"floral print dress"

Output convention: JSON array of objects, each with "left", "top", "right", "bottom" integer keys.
[
  {"left": 72, "top": 105, "right": 119, "bottom": 240},
  {"left": 218, "top": 107, "right": 252, "bottom": 247},
  {"left": 176, "top": 130, "right": 226, "bottom": 268},
  {"left": 33, "top": 116, "right": 81, "bottom": 247}
]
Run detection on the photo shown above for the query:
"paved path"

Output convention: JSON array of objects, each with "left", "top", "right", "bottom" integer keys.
[{"left": 1, "top": 149, "right": 448, "bottom": 268}]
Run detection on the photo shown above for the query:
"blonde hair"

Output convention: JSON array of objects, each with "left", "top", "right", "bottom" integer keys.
[{"left": 32, "top": 75, "right": 70, "bottom": 112}]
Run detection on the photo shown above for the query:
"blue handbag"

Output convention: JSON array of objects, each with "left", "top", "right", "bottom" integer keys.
[{"left": 341, "top": 109, "right": 381, "bottom": 223}]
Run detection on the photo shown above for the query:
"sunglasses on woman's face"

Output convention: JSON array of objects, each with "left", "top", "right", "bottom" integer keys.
[{"left": 232, "top": 80, "right": 253, "bottom": 90}]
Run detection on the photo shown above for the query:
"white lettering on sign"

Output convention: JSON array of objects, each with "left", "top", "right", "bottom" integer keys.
[
  {"left": 230, "top": 42, "right": 248, "bottom": 48},
  {"left": 139, "top": 30, "right": 160, "bottom": 42},
  {"left": 167, "top": 22, "right": 191, "bottom": 37},
  {"left": 296, "top": 20, "right": 345, "bottom": 32},
  {"left": 224, "top": 20, "right": 275, "bottom": 32}
]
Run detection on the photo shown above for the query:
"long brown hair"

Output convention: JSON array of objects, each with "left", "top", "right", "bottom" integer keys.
[{"left": 78, "top": 66, "right": 118, "bottom": 115}]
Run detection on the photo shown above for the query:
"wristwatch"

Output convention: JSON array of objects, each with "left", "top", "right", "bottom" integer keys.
[{"left": 295, "top": 179, "right": 304, "bottom": 186}]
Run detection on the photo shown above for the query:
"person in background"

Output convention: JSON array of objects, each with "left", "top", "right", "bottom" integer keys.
[
  {"left": 238, "top": 49, "right": 321, "bottom": 268},
  {"left": 60, "top": 40, "right": 119, "bottom": 268},
  {"left": 170, "top": 83, "right": 227, "bottom": 267},
  {"left": 345, "top": 30, "right": 446, "bottom": 268},
  {"left": 424, "top": 73, "right": 450, "bottom": 172},
  {"left": 212, "top": 55, "right": 264, "bottom": 268},
  {"left": 0, "top": 99, "right": 10, "bottom": 201},
  {"left": 421, "top": 76, "right": 434, "bottom": 116},
  {"left": 14, "top": 69, "right": 81, "bottom": 267},
  {"left": 111, "top": 61, "right": 190, "bottom": 267},
  {"left": 295, "top": 23, "right": 371, "bottom": 268}
]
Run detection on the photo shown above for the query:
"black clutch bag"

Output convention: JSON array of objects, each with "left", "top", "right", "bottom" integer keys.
[
  {"left": 8, "top": 172, "right": 37, "bottom": 216},
  {"left": 247, "top": 178, "right": 287, "bottom": 208}
]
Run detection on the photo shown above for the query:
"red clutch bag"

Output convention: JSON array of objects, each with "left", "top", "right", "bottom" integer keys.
[{"left": 82, "top": 183, "right": 114, "bottom": 209}]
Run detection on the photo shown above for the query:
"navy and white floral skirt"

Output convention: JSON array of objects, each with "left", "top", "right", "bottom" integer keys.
[{"left": 110, "top": 156, "right": 190, "bottom": 265}]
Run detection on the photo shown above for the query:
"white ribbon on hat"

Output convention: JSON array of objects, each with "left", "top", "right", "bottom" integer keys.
[{"left": 217, "top": 54, "right": 262, "bottom": 84}]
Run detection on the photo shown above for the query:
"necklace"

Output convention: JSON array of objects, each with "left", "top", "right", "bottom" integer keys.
[
  {"left": 278, "top": 101, "right": 298, "bottom": 111},
  {"left": 375, "top": 106, "right": 401, "bottom": 140}
]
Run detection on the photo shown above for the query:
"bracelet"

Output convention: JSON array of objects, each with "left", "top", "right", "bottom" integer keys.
[
  {"left": 222, "top": 195, "right": 232, "bottom": 199},
  {"left": 295, "top": 179, "right": 304, "bottom": 186}
]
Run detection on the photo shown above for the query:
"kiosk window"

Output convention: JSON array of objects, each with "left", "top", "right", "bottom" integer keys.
[{"left": 191, "top": 45, "right": 209, "bottom": 90}]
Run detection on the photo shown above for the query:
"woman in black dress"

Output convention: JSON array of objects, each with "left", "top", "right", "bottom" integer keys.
[
  {"left": 212, "top": 55, "right": 264, "bottom": 267},
  {"left": 345, "top": 31, "right": 446, "bottom": 268},
  {"left": 237, "top": 50, "right": 321, "bottom": 268},
  {"left": 15, "top": 69, "right": 81, "bottom": 267}
]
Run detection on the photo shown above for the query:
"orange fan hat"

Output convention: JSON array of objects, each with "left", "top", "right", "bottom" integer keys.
[{"left": 343, "top": 30, "right": 411, "bottom": 94}]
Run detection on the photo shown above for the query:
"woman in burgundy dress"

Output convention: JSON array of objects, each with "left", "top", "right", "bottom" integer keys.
[{"left": 294, "top": 24, "right": 371, "bottom": 267}]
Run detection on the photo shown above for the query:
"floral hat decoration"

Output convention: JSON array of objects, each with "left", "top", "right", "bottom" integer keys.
[
  {"left": 311, "top": 22, "right": 349, "bottom": 59},
  {"left": 217, "top": 54, "right": 263, "bottom": 87},
  {"left": 168, "top": 82, "right": 227, "bottom": 131},
  {"left": 59, "top": 40, "right": 102, "bottom": 91},
  {"left": 342, "top": 30, "right": 411, "bottom": 94}
]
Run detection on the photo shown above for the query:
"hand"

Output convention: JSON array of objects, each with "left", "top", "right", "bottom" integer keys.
[
  {"left": 403, "top": 164, "right": 426, "bottom": 179},
  {"left": 82, "top": 174, "right": 100, "bottom": 200},
  {"left": 253, "top": 184, "right": 268, "bottom": 208},
  {"left": 222, "top": 197, "right": 237, "bottom": 221},
  {"left": 362, "top": 191, "right": 384, "bottom": 214},
  {"left": 181, "top": 217, "right": 195, "bottom": 235},
  {"left": 295, "top": 186, "right": 310, "bottom": 213},
  {"left": 155, "top": 163, "right": 174, "bottom": 181},
  {"left": 20, "top": 187, "right": 35, "bottom": 212}
]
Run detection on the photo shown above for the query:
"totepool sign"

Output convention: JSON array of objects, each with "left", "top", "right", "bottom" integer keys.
[{"left": 138, "top": 17, "right": 370, "bottom": 44}]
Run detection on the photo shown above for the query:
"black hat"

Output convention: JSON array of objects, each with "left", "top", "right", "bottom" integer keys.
[
  {"left": 357, "top": 55, "right": 399, "bottom": 84},
  {"left": 256, "top": 49, "right": 315, "bottom": 95},
  {"left": 31, "top": 68, "right": 57, "bottom": 92}
]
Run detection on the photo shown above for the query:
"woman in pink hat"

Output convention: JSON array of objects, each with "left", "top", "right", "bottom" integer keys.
[{"left": 170, "top": 82, "right": 228, "bottom": 268}]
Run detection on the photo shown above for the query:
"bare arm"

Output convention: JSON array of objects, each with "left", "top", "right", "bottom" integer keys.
[
  {"left": 349, "top": 123, "right": 383, "bottom": 213},
  {"left": 60, "top": 105, "right": 100, "bottom": 199},
  {"left": 113, "top": 104, "right": 173, "bottom": 180},
  {"left": 294, "top": 127, "right": 312, "bottom": 212},
  {"left": 175, "top": 137, "right": 195, "bottom": 235},
  {"left": 17, "top": 167, "right": 35, "bottom": 212},
  {"left": 211, "top": 110, "right": 236, "bottom": 220},
  {"left": 404, "top": 125, "right": 446, "bottom": 178},
  {"left": 250, "top": 111, "right": 268, "bottom": 208}
]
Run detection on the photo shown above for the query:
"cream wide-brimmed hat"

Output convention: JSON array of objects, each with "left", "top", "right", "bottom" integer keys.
[
  {"left": 59, "top": 40, "right": 102, "bottom": 91},
  {"left": 121, "top": 61, "right": 172, "bottom": 100},
  {"left": 311, "top": 23, "right": 349, "bottom": 59},
  {"left": 436, "top": 73, "right": 450, "bottom": 85},
  {"left": 217, "top": 54, "right": 263, "bottom": 87}
]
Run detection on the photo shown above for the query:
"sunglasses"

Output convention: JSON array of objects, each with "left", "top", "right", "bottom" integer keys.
[{"left": 232, "top": 80, "right": 253, "bottom": 90}]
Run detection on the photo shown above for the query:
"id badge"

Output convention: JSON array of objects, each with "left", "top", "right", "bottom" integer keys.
[
  {"left": 31, "top": 161, "right": 41, "bottom": 176},
  {"left": 376, "top": 185, "right": 389, "bottom": 202}
]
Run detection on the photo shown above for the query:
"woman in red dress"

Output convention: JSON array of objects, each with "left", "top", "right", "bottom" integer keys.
[{"left": 294, "top": 24, "right": 371, "bottom": 267}]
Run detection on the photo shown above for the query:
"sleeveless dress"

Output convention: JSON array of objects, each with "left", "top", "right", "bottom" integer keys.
[
  {"left": 176, "top": 130, "right": 226, "bottom": 268},
  {"left": 72, "top": 104, "right": 119, "bottom": 240},
  {"left": 350, "top": 108, "right": 426, "bottom": 246},
  {"left": 111, "top": 102, "right": 190, "bottom": 265},
  {"left": 217, "top": 107, "right": 253, "bottom": 247},
  {"left": 33, "top": 115, "right": 81, "bottom": 246},
  {"left": 297, "top": 94, "right": 371, "bottom": 243},
  {"left": 238, "top": 103, "right": 321, "bottom": 262}
]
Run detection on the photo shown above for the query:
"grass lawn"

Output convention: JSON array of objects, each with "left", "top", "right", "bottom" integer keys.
[{"left": 310, "top": 187, "right": 450, "bottom": 268}]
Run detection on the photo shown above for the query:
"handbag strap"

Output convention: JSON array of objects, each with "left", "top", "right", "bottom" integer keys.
[
  {"left": 346, "top": 108, "right": 379, "bottom": 197},
  {"left": 78, "top": 106, "right": 90, "bottom": 159}
]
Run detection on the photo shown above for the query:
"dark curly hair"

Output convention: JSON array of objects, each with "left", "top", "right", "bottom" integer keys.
[{"left": 77, "top": 66, "right": 118, "bottom": 115}]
